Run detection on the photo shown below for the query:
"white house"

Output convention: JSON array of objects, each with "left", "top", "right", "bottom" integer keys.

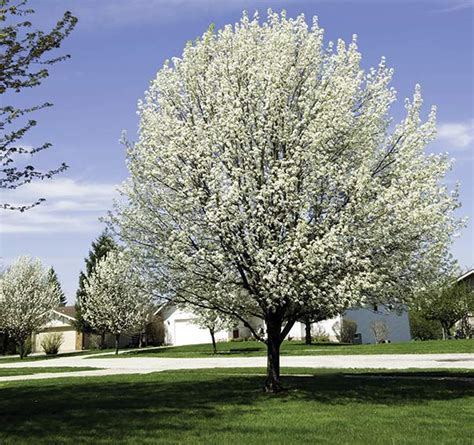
[{"left": 157, "top": 303, "right": 412, "bottom": 346}]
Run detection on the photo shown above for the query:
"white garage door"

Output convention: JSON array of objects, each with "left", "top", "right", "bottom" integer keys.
[{"left": 174, "top": 319, "right": 212, "bottom": 346}]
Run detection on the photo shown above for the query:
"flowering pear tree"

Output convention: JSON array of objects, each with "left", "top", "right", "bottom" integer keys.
[
  {"left": 82, "top": 250, "right": 153, "bottom": 354},
  {"left": 0, "top": 256, "right": 60, "bottom": 358},
  {"left": 112, "top": 11, "right": 462, "bottom": 391},
  {"left": 190, "top": 307, "right": 236, "bottom": 354}
]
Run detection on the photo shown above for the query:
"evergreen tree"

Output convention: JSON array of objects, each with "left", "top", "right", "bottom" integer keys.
[
  {"left": 48, "top": 267, "right": 66, "bottom": 306},
  {"left": 75, "top": 230, "right": 117, "bottom": 334}
]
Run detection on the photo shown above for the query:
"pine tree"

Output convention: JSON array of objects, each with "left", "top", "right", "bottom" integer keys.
[
  {"left": 47, "top": 267, "right": 66, "bottom": 306},
  {"left": 75, "top": 230, "right": 117, "bottom": 334}
]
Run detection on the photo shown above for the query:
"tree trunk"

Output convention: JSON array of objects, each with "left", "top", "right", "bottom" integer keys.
[
  {"left": 305, "top": 319, "right": 312, "bottom": 345},
  {"left": 265, "top": 318, "right": 283, "bottom": 393},
  {"left": 100, "top": 331, "right": 106, "bottom": 349},
  {"left": 18, "top": 340, "right": 24, "bottom": 360},
  {"left": 210, "top": 328, "right": 217, "bottom": 354},
  {"left": 115, "top": 334, "right": 120, "bottom": 355},
  {"left": 442, "top": 324, "right": 449, "bottom": 340}
]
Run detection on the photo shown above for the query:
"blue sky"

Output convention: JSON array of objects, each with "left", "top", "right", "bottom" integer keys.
[{"left": 1, "top": 0, "right": 473, "bottom": 302}]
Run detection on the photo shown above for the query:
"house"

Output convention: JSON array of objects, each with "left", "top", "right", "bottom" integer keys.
[
  {"left": 32, "top": 306, "right": 133, "bottom": 353},
  {"left": 456, "top": 269, "right": 474, "bottom": 332},
  {"left": 457, "top": 269, "right": 474, "bottom": 288},
  {"left": 157, "top": 302, "right": 412, "bottom": 346},
  {"left": 32, "top": 306, "right": 83, "bottom": 353}
]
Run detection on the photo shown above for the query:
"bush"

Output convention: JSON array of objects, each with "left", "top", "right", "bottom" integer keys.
[
  {"left": 333, "top": 319, "right": 358, "bottom": 344},
  {"left": 312, "top": 326, "right": 331, "bottom": 343},
  {"left": 145, "top": 315, "right": 165, "bottom": 346},
  {"left": 40, "top": 333, "right": 64, "bottom": 355},
  {"left": 87, "top": 333, "right": 102, "bottom": 350},
  {"left": 409, "top": 311, "right": 442, "bottom": 341},
  {"left": 370, "top": 319, "right": 390, "bottom": 343},
  {"left": 455, "top": 316, "right": 473, "bottom": 339}
]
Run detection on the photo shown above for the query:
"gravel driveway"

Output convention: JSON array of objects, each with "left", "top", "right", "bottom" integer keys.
[{"left": 0, "top": 352, "right": 472, "bottom": 382}]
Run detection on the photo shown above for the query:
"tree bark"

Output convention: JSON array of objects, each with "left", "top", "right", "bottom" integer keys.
[
  {"left": 210, "top": 328, "right": 217, "bottom": 354},
  {"left": 18, "top": 341, "right": 24, "bottom": 360},
  {"left": 100, "top": 331, "right": 106, "bottom": 349},
  {"left": 18, "top": 335, "right": 28, "bottom": 359},
  {"left": 265, "top": 318, "right": 283, "bottom": 393},
  {"left": 305, "top": 319, "right": 312, "bottom": 345},
  {"left": 115, "top": 334, "right": 120, "bottom": 355},
  {"left": 442, "top": 324, "right": 449, "bottom": 340}
]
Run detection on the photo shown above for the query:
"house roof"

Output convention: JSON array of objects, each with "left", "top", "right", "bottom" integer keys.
[
  {"left": 53, "top": 306, "right": 77, "bottom": 321},
  {"left": 153, "top": 302, "right": 169, "bottom": 316},
  {"left": 457, "top": 269, "right": 474, "bottom": 283}
]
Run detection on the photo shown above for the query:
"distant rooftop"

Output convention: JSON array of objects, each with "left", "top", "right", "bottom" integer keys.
[{"left": 55, "top": 306, "right": 77, "bottom": 320}]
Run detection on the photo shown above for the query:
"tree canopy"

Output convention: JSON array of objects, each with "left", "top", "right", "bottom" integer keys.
[
  {"left": 82, "top": 250, "right": 153, "bottom": 354},
  {"left": 48, "top": 267, "right": 66, "bottom": 306},
  {"left": 75, "top": 230, "right": 117, "bottom": 334},
  {"left": 112, "top": 11, "right": 462, "bottom": 391},
  {"left": 1, "top": 0, "right": 77, "bottom": 211},
  {"left": 0, "top": 256, "right": 60, "bottom": 358}
]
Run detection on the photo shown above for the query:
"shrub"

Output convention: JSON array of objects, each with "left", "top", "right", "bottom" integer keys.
[
  {"left": 312, "top": 326, "right": 330, "bottom": 343},
  {"left": 409, "top": 311, "right": 442, "bottom": 340},
  {"left": 145, "top": 315, "right": 165, "bottom": 346},
  {"left": 370, "top": 320, "right": 390, "bottom": 344},
  {"left": 333, "top": 319, "right": 358, "bottom": 343},
  {"left": 40, "top": 333, "right": 63, "bottom": 355},
  {"left": 456, "top": 316, "right": 473, "bottom": 339},
  {"left": 87, "top": 333, "right": 102, "bottom": 350}
]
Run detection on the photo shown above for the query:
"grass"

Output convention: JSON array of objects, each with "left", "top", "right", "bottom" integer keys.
[
  {"left": 0, "top": 367, "right": 472, "bottom": 444},
  {"left": 113, "top": 338, "right": 474, "bottom": 359},
  {"left": 0, "top": 367, "right": 101, "bottom": 377},
  {"left": 0, "top": 348, "right": 117, "bottom": 364}
]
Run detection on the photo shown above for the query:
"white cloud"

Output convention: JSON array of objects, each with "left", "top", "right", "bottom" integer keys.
[
  {"left": 36, "top": 0, "right": 472, "bottom": 30},
  {"left": 0, "top": 178, "right": 120, "bottom": 234},
  {"left": 437, "top": 120, "right": 474, "bottom": 149}
]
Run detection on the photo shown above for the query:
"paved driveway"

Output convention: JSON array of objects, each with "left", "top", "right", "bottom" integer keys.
[{"left": 0, "top": 352, "right": 472, "bottom": 382}]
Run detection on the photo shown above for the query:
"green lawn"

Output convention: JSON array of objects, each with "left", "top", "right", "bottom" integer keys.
[
  {"left": 0, "top": 368, "right": 472, "bottom": 444},
  {"left": 0, "top": 348, "right": 117, "bottom": 364},
  {"left": 113, "top": 338, "right": 474, "bottom": 359},
  {"left": 0, "top": 367, "right": 101, "bottom": 377}
]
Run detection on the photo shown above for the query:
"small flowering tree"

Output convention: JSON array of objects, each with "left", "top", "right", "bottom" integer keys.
[
  {"left": 190, "top": 308, "right": 236, "bottom": 354},
  {"left": 113, "top": 11, "right": 462, "bottom": 391},
  {"left": 0, "top": 256, "right": 60, "bottom": 358},
  {"left": 82, "top": 250, "right": 153, "bottom": 354}
]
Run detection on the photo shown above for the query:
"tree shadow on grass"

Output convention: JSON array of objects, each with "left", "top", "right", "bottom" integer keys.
[{"left": 0, "top": 369, "right": 472, "bottom": 444}]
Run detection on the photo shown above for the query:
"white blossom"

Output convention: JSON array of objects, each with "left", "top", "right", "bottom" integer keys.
[
  {"left": 0, "top": 256, "right": 60, "bottom": 357},
  {"left": 111, "top": 11, "right": 463, "bottom": 389},
  {"left": 82, "top": 250, "right": 153, "bottom": 352}
]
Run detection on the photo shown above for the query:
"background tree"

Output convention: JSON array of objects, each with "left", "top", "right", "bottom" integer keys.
[
  {"left": 0, "top": 256, "right": 60, "bottom": 358},
  {"left": 409, "top": 311, "right": 442, "bottom": 341},
  {"left": 82, "top": 250, "right": 153, "bottom": 355},
  {"left": 113, "top": 11, "right": 461, "bottom": 392},
  {"left": 190, "top": 307, "right": 236, "bottom": 354},
  {"left": 300, "top": 306, "right": 339, "bottom": 345},
  {"left": 75, "top": 230, "right": 117, "bottom": 343},
  {"left": 414, "top": 278, "right": 474, "bottom": 340},
  {"left": 48, "top": 267, "right": 66, "bottom": 306},
  {"left": 0, "top": 0, "right": 77, "bottom": 211}
]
